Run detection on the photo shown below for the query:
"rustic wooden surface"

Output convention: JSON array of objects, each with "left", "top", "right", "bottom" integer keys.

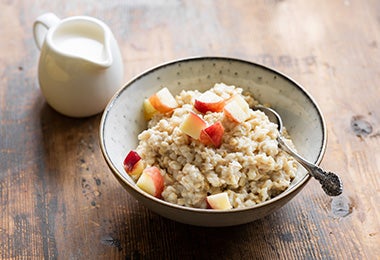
[{"left": 1, "top": 0, "right": 379, "bottom": 259}]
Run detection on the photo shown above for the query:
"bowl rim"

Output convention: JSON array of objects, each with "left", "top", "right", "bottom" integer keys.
[{"left": 99, "top": 56, "right": 327, "bottom": 214}]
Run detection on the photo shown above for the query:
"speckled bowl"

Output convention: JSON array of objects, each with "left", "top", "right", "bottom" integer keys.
[{"left": 99, "top": 57, "right": 326, "bottom": 227}]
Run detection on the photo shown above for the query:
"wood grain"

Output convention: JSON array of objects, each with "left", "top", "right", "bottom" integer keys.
[{"left": 0, "top": 0, "right": 379, "bottom": 259}]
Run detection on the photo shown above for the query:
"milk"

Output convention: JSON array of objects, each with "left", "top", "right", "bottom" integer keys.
[{"left": 55, "top": 36, "right": 106, "bottom": 63}]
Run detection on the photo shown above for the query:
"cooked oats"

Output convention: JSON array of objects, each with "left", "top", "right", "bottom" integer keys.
[{"left": 136, "top": 83, "right": 297, "bottom": 209}]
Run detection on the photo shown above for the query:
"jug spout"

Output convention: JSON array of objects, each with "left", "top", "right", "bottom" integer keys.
[{"left": 49, "top": 16, "right": 114, "bottom": 68}]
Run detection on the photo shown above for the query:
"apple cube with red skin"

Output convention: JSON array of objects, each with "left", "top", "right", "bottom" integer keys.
[
  {"left": 136, "top": 166, "right": 165, "bottom": 198},
  {"left": 206, "top": 192, "right": 232, "bottom": 210},
  {"left": 224, "top": 94, "right": 250, "bottom": 123},
  {"left": 123, "top": 150, "right": 145, "bottom": 179},
  {"left": 199, "top": 121, "right": 224, "bottom": 148},
  {"left": 194, "top": 91, "right": 225, "bottom": 113},
  {"left": 148, "top": 87, "right": 178, "bottom": 113},
  {"left": 179, "top": 111, "right": 207, "bottom": 139}
]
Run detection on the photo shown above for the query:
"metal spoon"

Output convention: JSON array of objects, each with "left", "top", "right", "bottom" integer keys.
[{"left": 253, "top": 105, "right": 343, "bottom": 196}]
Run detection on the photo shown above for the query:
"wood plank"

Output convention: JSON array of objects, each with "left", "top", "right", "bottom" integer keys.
[{"left": 0, "top": 0, "right": 379, "bottom": 259}]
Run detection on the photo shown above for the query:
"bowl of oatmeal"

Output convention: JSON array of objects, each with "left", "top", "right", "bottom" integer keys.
[{"left": 100, "top": 57, "right": 326, "bottom": 227}]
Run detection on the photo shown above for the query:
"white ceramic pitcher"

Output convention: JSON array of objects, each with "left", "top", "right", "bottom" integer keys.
[{"left": 33, "top": 13, "right": 124, "bottom": 117}]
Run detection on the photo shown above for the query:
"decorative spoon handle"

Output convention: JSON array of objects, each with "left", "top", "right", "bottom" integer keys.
[{"left": 277, "top": 136, "right": 343, "bottom": 196}]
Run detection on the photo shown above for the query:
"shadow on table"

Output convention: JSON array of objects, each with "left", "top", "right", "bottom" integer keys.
[
  {"left": 38, "top": 102, "right": 101, "bottom": 172},
  {"left": 111, "top": 205, "right": 293, "bottom": 259}
]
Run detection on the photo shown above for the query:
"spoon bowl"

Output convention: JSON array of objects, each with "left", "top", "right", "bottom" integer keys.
[{"left": 254, "top": 105, "right": 343, "bottom": 196}]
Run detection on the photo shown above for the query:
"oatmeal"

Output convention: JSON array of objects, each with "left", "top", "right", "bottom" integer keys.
[{"left": 125, "top": 83, "right": 298, "bottom": 209}]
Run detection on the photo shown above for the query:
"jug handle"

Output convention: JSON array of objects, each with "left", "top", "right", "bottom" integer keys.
[{"left": 33, "top": 13, "right": 60, "bottom": 50}]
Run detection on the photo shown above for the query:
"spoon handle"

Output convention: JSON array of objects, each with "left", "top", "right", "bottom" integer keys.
[{"left": 277, "top": 137, "right": 343, "bottom": 196}]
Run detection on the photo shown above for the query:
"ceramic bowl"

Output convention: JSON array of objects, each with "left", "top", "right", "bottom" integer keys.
[{"left": 99, "top": 57, "right": 326, "bottom": 227}]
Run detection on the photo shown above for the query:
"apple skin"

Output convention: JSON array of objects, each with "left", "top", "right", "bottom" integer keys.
[
  {"left": 194, "top": 91, "right": 225, "bottom": 114},
  {"left": 179, "top": 111, "right": 207, "bottom": 139},
  {"left": 136, "top": 166, "right": 165, "bottom": 198},
  {"left": 199, "top": 121, "right": 224, "bottom": 148},
  {"left": 123, "top": 150, "right": 145, "bottom": 179},
  {"left": 223, "top": 94, "right": 250, "bottom": 123},
  {"left": 206, "top": 192, "right": 232, "bottom": 210},
  {"left": 148, "top": 87, "right": 178, "bottom": 113},
  {"left": 199, "top": 131, "right": 213, "bottom": 146}
]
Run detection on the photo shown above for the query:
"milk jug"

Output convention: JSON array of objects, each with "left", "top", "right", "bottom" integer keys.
[{"left": 33, "top": 13, "right": 124, "bottom": 117}]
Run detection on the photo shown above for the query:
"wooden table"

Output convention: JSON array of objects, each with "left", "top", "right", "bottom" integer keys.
[{"left": 1, "top": 1, "right": 379, "bottom": 259}]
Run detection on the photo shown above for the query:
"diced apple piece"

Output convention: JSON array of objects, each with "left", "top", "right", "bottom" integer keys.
[
  {"left": 148, "top": 87, "right": 178, "bottom": 113},
  {"left": 206, "top": 192, "right": 232, "bottom": 210},
  {"left": 136, "top": 166, "right": 164, "bottom": 198},
  {"left": 199, "top": 131, "right": 213, "bottom": 146},
  {"left": 224, "top": 94, "right": 250, "bottom": 123},
  {"left": 179, "top": 112, "right": 207, "bottom": 139},
  {"left": 143, "top": 98, "right": 158, "bottom": 120},
  {"left": 123, "top": 150, "right": 145, "bottom": 179},
  {"left": 194, "top": 91, "right": 225, "bottom": 113},
  {"left": 199, "top": 121, "right": 224, "bottom": 148}
]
